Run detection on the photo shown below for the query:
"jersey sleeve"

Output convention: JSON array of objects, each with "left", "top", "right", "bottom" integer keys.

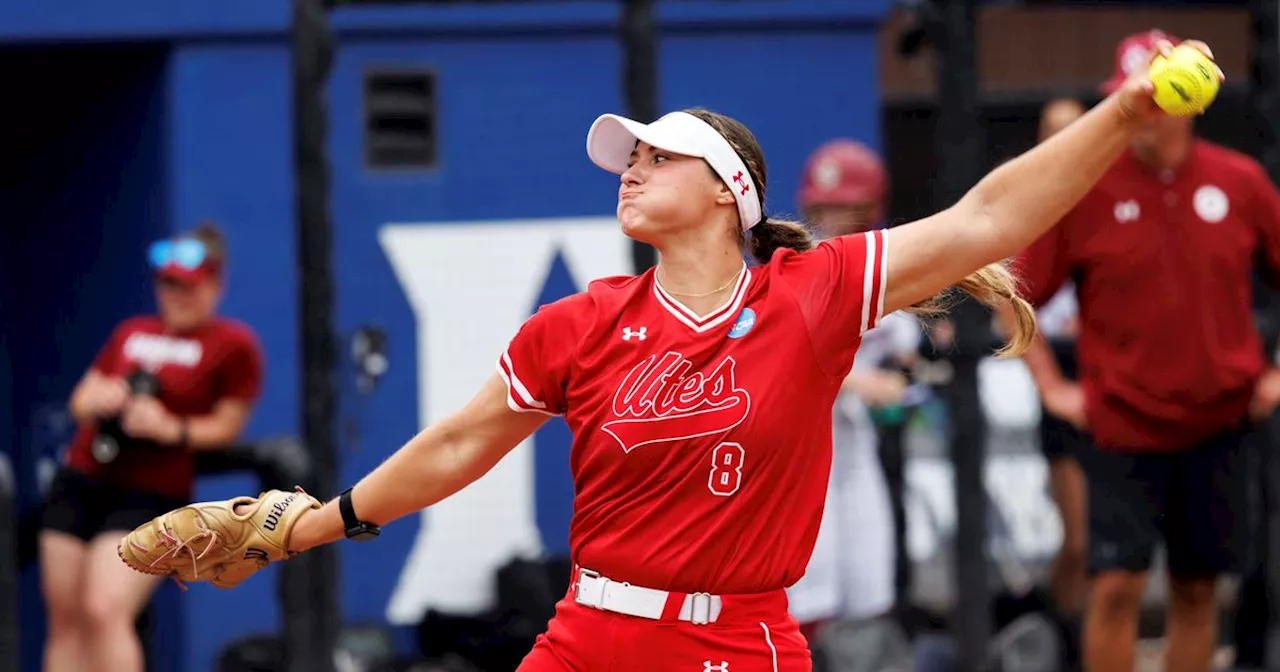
[
  {"left": 774, "top": 229, "right": 887, "bottom": 375},
  {"left": 1248, "top": 161, "right": 1280, "bottom": 287},
  {"left": 1012, "top": 212, "right": 1076, "bottom": 308},
  {"left": 496, "top": 294, "right": 593, "bottom": 416},
  {"left": 217, "top": 329, "right": 265, "bottom": 403}
]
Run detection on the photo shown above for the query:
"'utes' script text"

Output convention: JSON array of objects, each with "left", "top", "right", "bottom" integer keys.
[{"left": 602, "top": 352, "right": 751, "bottom": 454}]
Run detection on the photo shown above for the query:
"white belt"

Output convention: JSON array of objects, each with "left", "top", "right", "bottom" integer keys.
[{"left": 573, "top": 567, "right": 723, "bottom": 625}]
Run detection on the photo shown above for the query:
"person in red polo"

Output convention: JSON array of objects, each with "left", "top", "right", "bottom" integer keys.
[
  {"left": 1002, "top": 30, "right": 1280, "bottom": 672},
  {"left": 39, "top": 223, "right": 264, "bottom": 672}
]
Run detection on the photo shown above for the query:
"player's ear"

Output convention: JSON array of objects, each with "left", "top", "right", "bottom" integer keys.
[{"left": 714, "top": 180, "right": 735, "bottom": 207}]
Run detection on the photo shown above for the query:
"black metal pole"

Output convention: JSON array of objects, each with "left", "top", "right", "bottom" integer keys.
[
  {"left": 934, "top": 1, "right": 991, "bottom": 670},
  {"left": 621, "top": 0, "right": 659, "bottom": 273},
  {"left": 289, "top": 0, "right": 340, "bottom": 670}
]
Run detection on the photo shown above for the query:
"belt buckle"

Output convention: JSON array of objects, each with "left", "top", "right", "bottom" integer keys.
[
  {"left": 575, "top": 568, "right": 606, "bottom": 610},
  {"left": 689, "top": 592, "right": 713, "bottom": 625}
]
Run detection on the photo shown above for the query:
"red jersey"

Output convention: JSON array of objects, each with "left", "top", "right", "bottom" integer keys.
[
  {"left": 67, "top": 315, "right": 264, "bottom": 498},
  {"left": 1017, "top": 140, "right": 1280, "bottom": 451},
  {"left": 497, "top": 230, "right": 888, "bottom": 595}
]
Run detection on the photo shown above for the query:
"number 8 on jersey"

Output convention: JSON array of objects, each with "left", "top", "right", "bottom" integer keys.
[{"left": 709, "top": 442, "right": 746, "bottom": 496}]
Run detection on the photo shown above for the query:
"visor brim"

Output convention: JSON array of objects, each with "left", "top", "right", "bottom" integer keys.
[{"left": 586, "top": 114, "right": 706, "bottom": 174}]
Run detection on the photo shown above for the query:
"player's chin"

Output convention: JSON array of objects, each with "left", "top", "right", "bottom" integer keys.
[{"left": 617, "top": 208, "right": 658, "bottom": 243}]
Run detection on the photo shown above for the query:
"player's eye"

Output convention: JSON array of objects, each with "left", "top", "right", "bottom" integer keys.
[{"left": 652, "top": 153, "right": 669, "bottom": 164}]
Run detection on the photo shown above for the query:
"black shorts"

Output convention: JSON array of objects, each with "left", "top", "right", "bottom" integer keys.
[
  {"left": 1039, "top": 413, "right": 1089, "bottom": 461},
  {"left": 1079, "top": 423, "right": 1255, "bottom": 577},
  {"left": 41, "top": 467, "right": 187, "bottom": 543}
]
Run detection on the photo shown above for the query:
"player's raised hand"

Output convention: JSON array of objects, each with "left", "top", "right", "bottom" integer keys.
[{"left": 1115, "top": 39, "right": 1223, "bottom": 122}]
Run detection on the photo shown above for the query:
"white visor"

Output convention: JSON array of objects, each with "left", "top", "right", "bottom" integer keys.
[{"left": 586, "top": 111, "right": 763, "bottom": 230}]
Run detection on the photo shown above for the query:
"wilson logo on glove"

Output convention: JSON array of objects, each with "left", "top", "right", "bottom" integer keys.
[{"left": 263, "top": 492, "right": 301, "bottom": 531}]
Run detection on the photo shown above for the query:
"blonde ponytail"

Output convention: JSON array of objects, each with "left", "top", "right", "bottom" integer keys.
[{"left": 905, "top": 261, "right": 1037, "bottom": 358}]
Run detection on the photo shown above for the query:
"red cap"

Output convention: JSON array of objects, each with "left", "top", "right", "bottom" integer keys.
[
  {"left": 156, "top": 260, "right": 220, "bottom": 286},
  {"left": 796, "top": 139, "right": 888, "bottom": 220},
  {"left": 1100, "top": 29, "right": 1179, "bottom": 95}
]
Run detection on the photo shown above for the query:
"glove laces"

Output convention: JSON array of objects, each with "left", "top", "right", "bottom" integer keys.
[{"left": 131, "top": 517, "right": 221, "bottom": 591}]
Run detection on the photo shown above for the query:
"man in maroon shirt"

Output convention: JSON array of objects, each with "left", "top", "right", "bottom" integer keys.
[{"left": 1004, "top": 30, "right": 1280, "bottom": 672}]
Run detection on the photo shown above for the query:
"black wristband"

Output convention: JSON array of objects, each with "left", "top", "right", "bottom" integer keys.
[{"left": 339, "top": 487, "right": 381, "bottom": 542}]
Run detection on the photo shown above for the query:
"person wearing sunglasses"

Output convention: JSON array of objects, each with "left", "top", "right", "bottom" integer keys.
[{"left": 38, "top": 222, "right": 264, "bottom": 672}]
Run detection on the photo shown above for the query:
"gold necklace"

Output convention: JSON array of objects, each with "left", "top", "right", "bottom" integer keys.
[{"left": 659, "top": 265, "right": 743, "bottom": 298}]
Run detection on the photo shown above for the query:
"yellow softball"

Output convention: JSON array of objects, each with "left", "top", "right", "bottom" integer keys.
[{"left": 1148, "top": 44, "right": 1220, "bottom": 116}]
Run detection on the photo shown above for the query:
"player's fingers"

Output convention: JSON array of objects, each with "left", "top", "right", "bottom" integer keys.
[
  {"left": 1118, "top": 78, "right": 1154, "bottom": 119},
  {"left": 1151, "top": 39, "right": 1175, "bottom": 61}
]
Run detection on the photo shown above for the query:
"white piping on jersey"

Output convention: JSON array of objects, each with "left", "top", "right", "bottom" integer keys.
[
  {"left": 859, "top": 230, "right": 887, "bottom": 335},
  {"left": 759, "top": 622, "right": 779, "bottom": 672},
  {"left": 497, "top": 350, "right": 556, "bottom": 416},
  {"left": 653, "top": 264, "right": 752, "bottom": 333},
  {"left": 876, "top": 231, "right": 888, "bottom": 328}
]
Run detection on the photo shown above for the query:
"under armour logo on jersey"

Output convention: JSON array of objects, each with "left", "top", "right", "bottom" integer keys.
[
  {"left": 703, "top": 662, "right": 729, "bottom": 672},
  {"left": 622, "top": 326, "right": 647, "bottom": 341}
]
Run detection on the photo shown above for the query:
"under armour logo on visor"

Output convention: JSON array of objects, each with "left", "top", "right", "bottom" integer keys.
[
  {"left": 731, "top": 171, "right": 750, "bottom": 196},
  {"left": 622, "top": 327, "right": 647, "bottom": 341}
]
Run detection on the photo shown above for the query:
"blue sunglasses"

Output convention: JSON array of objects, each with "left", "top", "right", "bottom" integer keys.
[{"left": 148, "top": 239, "right": 208, "bottom": 270}]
